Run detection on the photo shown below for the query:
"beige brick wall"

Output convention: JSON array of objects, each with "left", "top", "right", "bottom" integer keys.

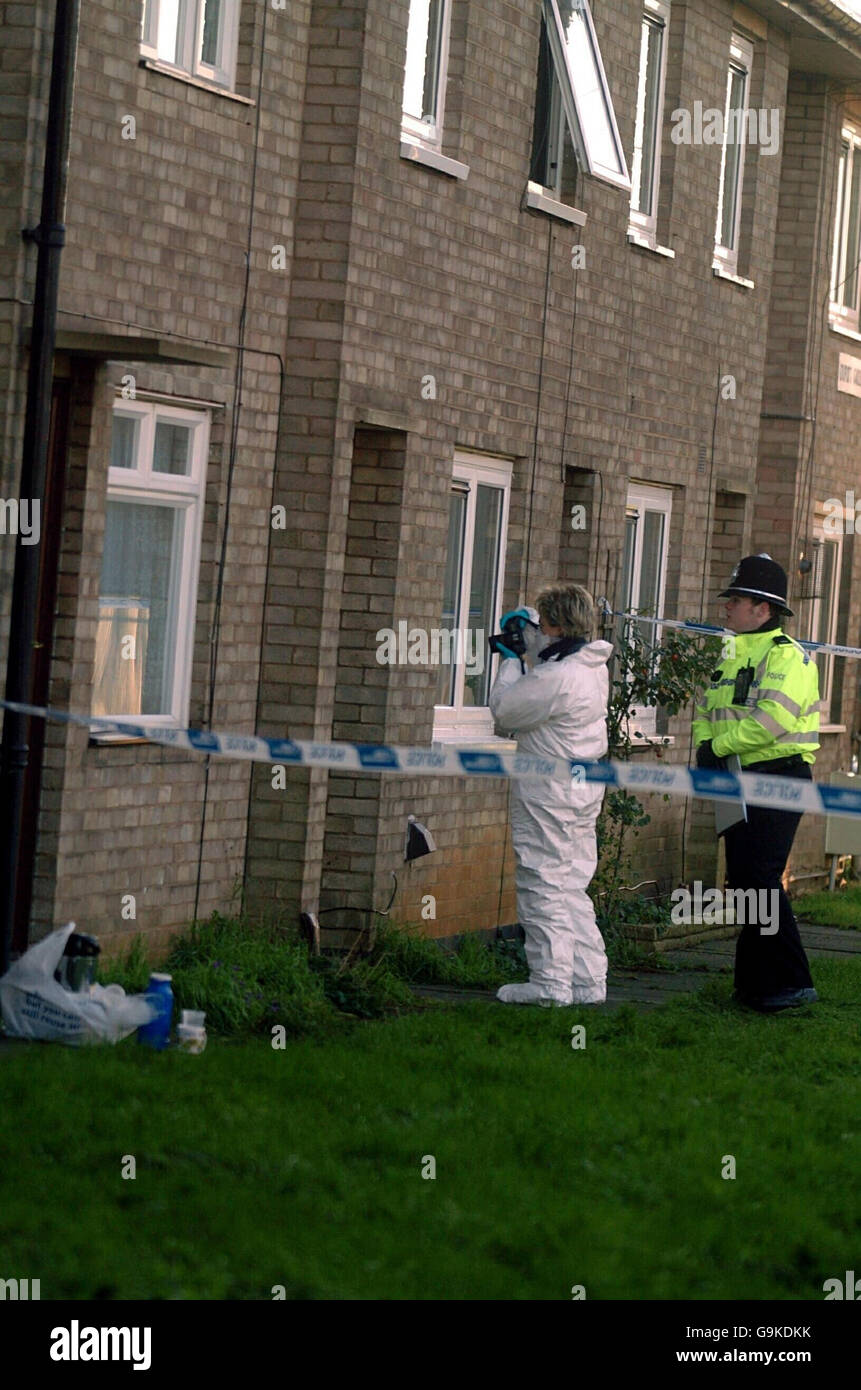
[{"left": 4, "top": 0, "right": 860, "bottom": 953}]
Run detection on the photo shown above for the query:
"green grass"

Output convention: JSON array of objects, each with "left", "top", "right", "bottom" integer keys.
[
  {"left": 794, "top": 885, "right": 861, "bottom": 930},
  {"left": 1, "top": 957, "right": 858, "bottom": 1300}
]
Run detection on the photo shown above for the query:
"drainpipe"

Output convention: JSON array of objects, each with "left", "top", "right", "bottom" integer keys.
[{"left": 0, "top": 0, "right": 80, "bottom": 976}]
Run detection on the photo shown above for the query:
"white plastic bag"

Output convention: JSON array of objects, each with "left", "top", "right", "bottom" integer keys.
[{"left": 0, "top": 922, "right": 156, "bottom": 1045}]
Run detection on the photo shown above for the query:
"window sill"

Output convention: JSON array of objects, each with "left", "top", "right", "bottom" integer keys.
[
  {"left": 627, "top": 230, "right": 675, "bottom": 259},
  {"left": 523, "top": 182, "right": 587, "bottom": 227},
  {"left": 829, "top": 319, "right": 861, "bottom": 343},
  {"left": 89, "top": 733, "right": 152, "bottom": 747},
  {"left": 139, "top": 58, "right": 254, "bottom": 105},
  {"left": 400, "top": 138, "right": 469, "bottom": 180},
  {"left": 712, "top": 263, "right": 755, "bottom": 290},
  {"left": 431, "top": 734, "right": 518, "bottom": 750},
  {"left": 818, "top": 725, "right": 847, "bottom": 734},
  {"left": 626, "top": 735, "right": 675, "bottom": 750}
]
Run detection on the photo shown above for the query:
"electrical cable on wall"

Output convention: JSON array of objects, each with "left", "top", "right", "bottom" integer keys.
[{"left": 194, "top": 0, "right": 270, "bottom": 924}]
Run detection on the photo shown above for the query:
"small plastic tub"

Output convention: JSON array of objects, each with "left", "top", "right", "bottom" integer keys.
[{"left": 176, "top": 1024, "right": 207, "bottom": 1055}]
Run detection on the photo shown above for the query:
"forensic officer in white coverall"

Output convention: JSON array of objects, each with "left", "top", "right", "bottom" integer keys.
[{"left": 489, "top": 585, "right": 613, "bottom": 1006}]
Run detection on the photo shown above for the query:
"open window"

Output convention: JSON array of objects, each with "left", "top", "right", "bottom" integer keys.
[
  {"left": 432, "top": 455, "right": 512, "bottom": 742},
  {"left": 401, "top": 0, "right": 454, "bottom": 149},
  {"left": 530, "top": 0, "right": 631, "bottom": 196}
]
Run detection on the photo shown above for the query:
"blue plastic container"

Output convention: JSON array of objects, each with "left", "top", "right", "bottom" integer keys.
[{"left": 137, "top": 973, "right": 174, "bottom": 1049}]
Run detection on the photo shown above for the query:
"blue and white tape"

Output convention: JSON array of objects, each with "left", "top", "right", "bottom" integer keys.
[
  {"left": 2, "top": 698, "right": 861, "bottom": 821},
  {"left": 599, "top": 603, "right": 861, "bottom": 661}
]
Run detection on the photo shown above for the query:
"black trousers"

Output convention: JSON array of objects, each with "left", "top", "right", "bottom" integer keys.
[{"left": 722, "top": 756, "right": 815, "bottom": 1001}]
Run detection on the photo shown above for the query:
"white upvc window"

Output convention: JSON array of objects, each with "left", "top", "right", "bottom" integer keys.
[
  {"left": 714, "top": 33, "right": 753, "bottom": 273},
  {"left": 629, "top": 0, "right": 670, "bottom": 240},
  {"left": 432, "top": 455, "right": 512, "bottom": 742},
  {"left": 401, "top": 0, "right": 453, "bottom": 148},
  {"left": 808, "top": 520, "right": 843, "bottom": 718},
  {"left": 92, "top": 402, "right": 210, "bottom": 728},
  {"left": 618, "top": 482, "right": 672, "bottom": 736},
  {"left": 141, "top": 0, "right": 241, "bottom": 90},
  {"left": 830, "top": 124, "right": 861, "bottom": 329},
  {"left": 537, "top": 0, "right": 630, "bottom": 191}
]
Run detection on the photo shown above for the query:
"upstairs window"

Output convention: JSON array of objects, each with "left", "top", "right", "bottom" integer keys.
[
  {"left": 714, "top": 34, "right": 753, "bottom": 273},
  {"left": 629, "top": 1, "right": 670, "bottom": 241},
  {"left": 401, "top": 0, "right": 453, "bottom": 148},
  {"left": 830, "top": 124, "right": 861, "bottom": 330},
  {"left": 531, "top": 0, "right": 631, "bottom": 194},
  {"left": 141, "top": 0, "right": 241, "bottom": 90}
]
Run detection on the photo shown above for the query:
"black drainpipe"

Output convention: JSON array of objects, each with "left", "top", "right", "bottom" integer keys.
[{"left": 0, "top": 0, "right": 80, "bottom": 976}]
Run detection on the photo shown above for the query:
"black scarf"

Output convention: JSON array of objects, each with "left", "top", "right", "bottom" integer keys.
[{"left": 538, "top": 635, "right": 588, "bottom": 663}]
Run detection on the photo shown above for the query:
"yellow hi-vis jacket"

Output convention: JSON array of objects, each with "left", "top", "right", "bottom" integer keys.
[{"left": 692, "top": 628, "right": 820, "bottom": 767}]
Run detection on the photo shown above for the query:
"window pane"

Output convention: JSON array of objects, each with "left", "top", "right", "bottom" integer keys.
[
  {"left": 617, "top": 510, "right": 637, "bottom": 646},
  {"left": 200, "top": 0, "right": 221, "bottom": 67},
  {"left": 94, "top": 501, "right": 181, "bottom": 716},
  {"left": 718, "top": 65, "right": 746, "bottom": 249},
  {"left": 156, "top": 0, "right": 183, "bottom": 64},
  {"left": 558, "top": 0, "right": 625, "bottom": 178},
  {"left": 463, "top": 485, "right": 502, "bottom": 708},
  {"left": 637, "top": 509, "right": 665, "bottom": 646},
  {"left": 843, "top": 151, "right": 861, "bottom": 310},
  {"left": 631, "top": 15, "right": 664, "bottom": 217},
  {"left": 402, "top": 0, "right": 444, "bottom": 123},
  {"left": 832, "top": 142, "right": 848, "bottom": 302},
  {"left": 815, "top": 540, "right": 837, "bottom": 693},
  {"left": 111, "top": 415, "right": 138, "bottom": 470},
  {"left": 153, "top": 421, "right": 192, "bottom": 475},
  {"left": 436, "top": 490, "right": 466, "bottom": 705}
]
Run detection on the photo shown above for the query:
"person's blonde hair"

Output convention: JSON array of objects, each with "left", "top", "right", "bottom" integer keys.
[{"left": 535, "top": 584, "right": 595, "bottom": 640}]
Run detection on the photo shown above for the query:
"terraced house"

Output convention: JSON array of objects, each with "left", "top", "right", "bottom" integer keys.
[{"left": 2, "top": 0, "right": 861, "bottom": 959}]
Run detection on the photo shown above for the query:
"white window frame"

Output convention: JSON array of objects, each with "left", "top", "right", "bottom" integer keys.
[
  {"left": 808, "top": 514, "right": 843, "bottom": 720},
  {"left": 714, "top": 33, "right": 753, "bottom": 274},
  {"left": 620, "top": 482, "right": 672, "bottom": 737},
  {"left": 629, "top": 0, "right": 670, "bottom": 242},
  {"left": 401, "top": 0, "right": 453, "bottom": 150},
  {"left": 830, "top": 123, "right": 861, "bottom": 330},
  {"left": 140, "top": 0, "right": 241, "bottom": 90},
  {"left": 432, "top": 454, "right": 512, "bottom": 743},
  {"left": 92, "top": 400, "right": 210, "bottom": 730},
  {"left": 541, "top": 0, "right": 631, "bottom": 190}
]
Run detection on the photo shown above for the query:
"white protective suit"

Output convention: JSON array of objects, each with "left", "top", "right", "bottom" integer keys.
[{"left": 489, "top": 636, "right": 613, "bottom": 1005}]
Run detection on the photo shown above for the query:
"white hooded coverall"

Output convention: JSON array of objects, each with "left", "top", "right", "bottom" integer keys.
[{"left": 489, "top": 639, "right": 613, "bottom": 1004}]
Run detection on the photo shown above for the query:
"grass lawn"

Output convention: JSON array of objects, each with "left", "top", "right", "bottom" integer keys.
[
  {"left": 794, "top": 884, "right": 861, "bottom": 930},
  {"left": 1, "top": 957, "right": 859, "bottom": 1301}
]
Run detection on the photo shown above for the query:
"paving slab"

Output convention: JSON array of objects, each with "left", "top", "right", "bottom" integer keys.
[{"left": 410, "top": 922, "right": 860, "bottom": 1011}]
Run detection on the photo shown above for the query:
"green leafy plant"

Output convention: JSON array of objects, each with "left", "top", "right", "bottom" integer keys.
[{"left": 592, "top": 616, "right": 722, "bottom": 946}]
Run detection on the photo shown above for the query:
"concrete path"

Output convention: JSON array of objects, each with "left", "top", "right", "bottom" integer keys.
[{"left": 411, "top": 924, "right": 860, "bottom": 1012}]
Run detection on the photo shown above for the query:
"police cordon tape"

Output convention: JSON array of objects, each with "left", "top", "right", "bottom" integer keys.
[
  {"left": 3, "top": 698, "right": 861, "bottom": 821},
  {"left": 598, "top": 602, "right": 861, "bottom": 661}
]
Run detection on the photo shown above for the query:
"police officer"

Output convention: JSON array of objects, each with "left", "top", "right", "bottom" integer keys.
[{"left": 693, "top": 554, "right": 819, "bottom": 1012}]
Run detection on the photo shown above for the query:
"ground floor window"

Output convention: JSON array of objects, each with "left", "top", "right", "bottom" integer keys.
[
  {"left": 91, "top": 400, "right": 210, "bottom": 726},
  {"left": 433, "top": 454, "right": 511, "bottom": 741},
  {"left": 618, "top": 481, "right": 672, "bottom": 736}
]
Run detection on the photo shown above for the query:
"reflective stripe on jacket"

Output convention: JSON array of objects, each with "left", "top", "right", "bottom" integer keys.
[{"left": 692, "top": 628, "right": 820, "bottom": 767}]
